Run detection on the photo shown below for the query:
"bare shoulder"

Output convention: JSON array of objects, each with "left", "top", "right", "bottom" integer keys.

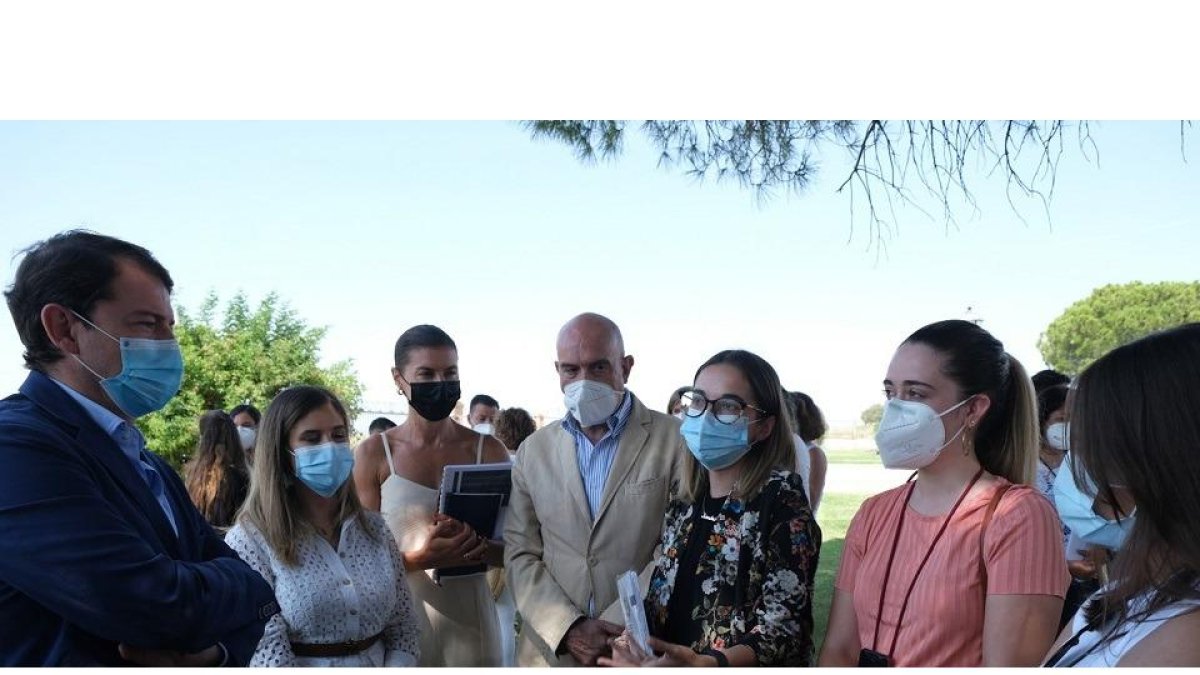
[
  {"left": 1117, "top": 606, "right": 1200, "bottom": 666},
  {"left": 481, "top": 434, "right": 511, "bottom": 463},
  {"left": 353, "top": 432, "right": 390, "bottom": 480}
]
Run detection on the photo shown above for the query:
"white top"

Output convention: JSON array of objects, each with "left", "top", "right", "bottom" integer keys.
[
  {"left": 225, "top": 513, "right": 420, "bottom": 667},
  {"left": 792, "top": 433, "right": 812, "bottom": 504},
  {"left": 1036, "top": 457, "right": 1072, "bottom": 552},
  {"left": 1053, "top": 585, "right": 1200, "bottom": 666}
]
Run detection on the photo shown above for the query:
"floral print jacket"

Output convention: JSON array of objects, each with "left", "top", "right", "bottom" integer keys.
[{"left": 644, "top": 470, "right": 821, "bottom": 666}]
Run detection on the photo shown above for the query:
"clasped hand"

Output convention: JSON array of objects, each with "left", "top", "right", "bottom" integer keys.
[{"left": 416, "top": 513, "right": 488, "bottom": 569}]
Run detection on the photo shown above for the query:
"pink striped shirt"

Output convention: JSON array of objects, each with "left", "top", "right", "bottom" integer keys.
[{"left": 835, "top": 479, "right": 1069, "bottom": 666}]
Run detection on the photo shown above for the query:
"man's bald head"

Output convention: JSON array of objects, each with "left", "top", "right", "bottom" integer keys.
[
  {"left": 557, "top": 312, "right": 624, "bottom": 356},
  {"left": 555, "top": 312, "right": 634, "bottom": 393}
]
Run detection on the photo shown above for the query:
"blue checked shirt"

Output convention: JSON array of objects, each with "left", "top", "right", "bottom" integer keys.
[
  {"left": 52, "top": 379, "right": 179, "bottom": 536},
  {"left": 561, "top": 389, "right": 634, "bottom": 521}
]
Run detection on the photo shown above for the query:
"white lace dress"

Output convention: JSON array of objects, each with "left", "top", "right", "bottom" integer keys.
[{"left": 225, "top": 512, "right": 420, "bottom": 667}]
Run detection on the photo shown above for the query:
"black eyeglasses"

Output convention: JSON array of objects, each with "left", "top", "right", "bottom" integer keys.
[{"left": 679, "top": 389, "right": 767, "bottom": 425}]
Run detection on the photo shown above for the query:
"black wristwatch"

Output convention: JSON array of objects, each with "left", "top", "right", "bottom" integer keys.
[{"left": 702, "top": 647, "right": 729, "bottom": 667}]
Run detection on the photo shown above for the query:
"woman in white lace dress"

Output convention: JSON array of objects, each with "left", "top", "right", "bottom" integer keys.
[{"left": 226, "top": 386, "right": 420, "bottom": 667}]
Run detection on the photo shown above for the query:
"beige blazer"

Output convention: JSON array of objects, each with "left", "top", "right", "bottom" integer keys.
[{"left": 504, "top": 393, "right": 683, "bottom": 667}]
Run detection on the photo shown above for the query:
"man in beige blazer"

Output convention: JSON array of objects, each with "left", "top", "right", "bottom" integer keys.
[{"left": 505, "top": 313, "right": 683, "bottom": 667}]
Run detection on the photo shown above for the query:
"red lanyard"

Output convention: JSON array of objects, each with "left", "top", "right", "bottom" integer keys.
[{"left": 870, "top": 468, "right": 985, "bottom": 658}]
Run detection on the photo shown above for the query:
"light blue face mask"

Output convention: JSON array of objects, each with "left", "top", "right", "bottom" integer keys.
[
  {"left": 292, "top": 442, "right": 355, "bottom": 498},
  {"left": 71, "top": 311, "right": 184, "bottom": 418},
  {"left": 1052, "top": 452, "right": 1136, "bottom": 550},
  {"left": 680, "top": 411, "right": 754, "bottom": 471}
]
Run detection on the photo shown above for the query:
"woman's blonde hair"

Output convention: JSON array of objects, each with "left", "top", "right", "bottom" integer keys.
[
  {"left": 678, "top": 350, "right": 797, "bottom": 503},
  {"left": 237, "top": 385, "right": 372, "bottom": 565}
]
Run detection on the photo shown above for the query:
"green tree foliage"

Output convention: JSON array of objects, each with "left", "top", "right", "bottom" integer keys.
[
  {"left": 860, "top": 403, "right": 884, "bottom": 432},
  {"left": 141, "top": 292, "right": 364, "bottom": 469},
  {"left": 1038, "top": 281, "right": 1200, "bottom": 375}
]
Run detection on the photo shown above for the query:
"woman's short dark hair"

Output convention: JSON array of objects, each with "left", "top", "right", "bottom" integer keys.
[
  {"left": 1035, "top": 384, "right": 1069, "bottom": 431},
  {"left": 4, "top": 230, "right": 174, "bottom": 372},
  {"left": 1031, "top": 368, "right": 1071, "bottom": 393},
  {"left": 229, "top": 403, "right": 262, "bottom": 425},
  {"left": 494, "top": 407, "right": 537, "bottom": 451},
  {"left": 394, "top": 324, "right": 457, "bottom": 371},
  {"left": 903, "top": 320, "right": 1039, "bottom": 485},
  {"left": 368, "top": 416, "right": 396, "bottom": 434},
  {"left": 1071, "top": 322, "right": 1200, "bottom": 636},
  {"left": 790, "top": 391, "right": 828, "bottom": 442},
  {"left": 470, "top": 394, "right": 499, "bottom": 410}
]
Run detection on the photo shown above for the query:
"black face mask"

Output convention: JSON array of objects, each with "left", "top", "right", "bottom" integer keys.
[{"left": 406, "top": 380, "right": 461, "bottom": 422}]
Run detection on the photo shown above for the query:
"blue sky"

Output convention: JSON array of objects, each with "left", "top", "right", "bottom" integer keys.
[{"left": 2, "top": 121, "right": 1197, "bottom": 428}]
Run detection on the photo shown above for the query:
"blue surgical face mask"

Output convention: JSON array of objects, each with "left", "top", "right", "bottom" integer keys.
[
  {"left": 292, "top": 442, "right": 355, "bottom": 498},
  {"left": 70, "top": 311, "right": 184, "bottom": 418},
  {"left": 1052, "top": 452, "right": 1136, "bottom": 550},
  {"left": 680, "top": 411, "right": 754, "bottom": 471}
]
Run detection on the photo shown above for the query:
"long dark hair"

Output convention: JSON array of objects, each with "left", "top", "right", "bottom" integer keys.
[
  {"left": 184, "top": 410, "right": 249, "bottom": 528},
  {"left": 904, "top": 320, "right": 1038, "bottom": 484},
  {"left": 1071, "top": 322, "right": 1200, "bottom": 635}
]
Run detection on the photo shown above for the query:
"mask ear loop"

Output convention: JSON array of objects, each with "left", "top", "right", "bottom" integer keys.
[{"left": 935, "top": 396, "right": 974, "bottom": 455}]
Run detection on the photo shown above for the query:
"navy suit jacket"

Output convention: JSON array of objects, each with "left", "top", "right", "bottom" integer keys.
[{"left": 0, "top": 371, "right": 278, "bottom": 666}]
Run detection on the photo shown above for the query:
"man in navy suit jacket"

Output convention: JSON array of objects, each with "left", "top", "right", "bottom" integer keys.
[{"left": 0, "top": 231, "right": 277, "bottom": 666}]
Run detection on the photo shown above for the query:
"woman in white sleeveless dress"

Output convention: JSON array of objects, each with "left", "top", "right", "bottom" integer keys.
[{"left": 353, "top": 325, "right": 511, "bottom": 667}]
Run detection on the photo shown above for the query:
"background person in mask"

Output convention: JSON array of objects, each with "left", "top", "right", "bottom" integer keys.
[
  {"left": 226, "top": 386, "right": 420, "bottom": 666},
  {"left": 352, "top": 324, "right": 509, "bottom": 666},
  {"left": 230, "top": 403, "right": 261, "bottom": 465},
  {"left": 1042, "top": 323, "right": 1200, "bottom": 667},
  {"left": 0, "top": 230, "right": 276, "bottom": 666},
  {"left": 504, "top": 312, "right": 683, "bottom": 666},
  {"left": 602, "top": 350, "right": 820, "bottom": 667},
  {"left": 467, "top": 393, "right": 499, "bottom": 434},
  {"left": 1037, "top": 384, "right": 1103, "bottom": 629},
  {"left": 184, "top": 409, "right": 250, "bottom": 532},
  {"left": 1036, "top": 385, "right": 1071, "bottom": 540},
  {"left": 819, "top": 319, "right": 1069, "bottom": 667}
]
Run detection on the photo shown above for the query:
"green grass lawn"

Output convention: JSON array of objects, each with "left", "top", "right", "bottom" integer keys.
[
  {"left": 812, "top": 492, "right": 871, "bottom": 652},
  {"left": 822, "top": 448, "right": 881, "bottom": 465}
]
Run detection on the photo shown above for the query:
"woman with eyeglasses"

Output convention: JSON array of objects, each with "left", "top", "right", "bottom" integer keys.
[
  {"left": 600, "top": 350, "right": 821, "bottom": 667},
  {"left": 1041, "top": 323, "right": 1200, "bottom": 667},
  {"left": 819, "top": 320, "right": 1069, "bottom": 667}
]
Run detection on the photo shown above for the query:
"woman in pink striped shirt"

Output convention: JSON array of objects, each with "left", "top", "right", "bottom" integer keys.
[{"left": 819, "top": 320, "right": 1069, "bottom": 667}]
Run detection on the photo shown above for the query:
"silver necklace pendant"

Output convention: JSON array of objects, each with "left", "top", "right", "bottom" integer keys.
[{"left": 700, "top": 495, "right": 725, "bottom": 521}]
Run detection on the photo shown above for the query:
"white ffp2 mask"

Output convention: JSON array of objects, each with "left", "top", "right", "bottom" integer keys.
[
  {"left": 874, "top": 397, "right": 972, "bottom": 470},
  {"left": 563, "top": 379, "right": 621, "bottom": 427}
]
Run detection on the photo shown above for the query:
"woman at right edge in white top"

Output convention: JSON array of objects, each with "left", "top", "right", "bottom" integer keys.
[
  {"left": 1042, "top": 323, "right": 1200, "bottom": 667},
  {"left": 353, "top": 324, "right": 512, "bottom": 667}
]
